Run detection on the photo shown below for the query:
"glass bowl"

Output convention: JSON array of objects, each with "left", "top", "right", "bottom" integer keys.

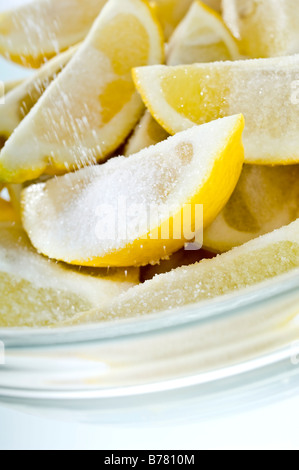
[
  {"left": 0, "top": 270, "right": 299, "bottom": 423},
  {"left": 1, "top": 57, "right": 299, "bottom": 424}
]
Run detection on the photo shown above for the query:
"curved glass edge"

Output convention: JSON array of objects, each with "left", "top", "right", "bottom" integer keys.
[
  {"left": 0, "top": 272, "right": 298, "bottom": 401},
  {"left": 1, "top": 269, "right": 299, "bottom": 348},
  {"left": 0, "top": 342, "right": 299, "bottom": 408}
]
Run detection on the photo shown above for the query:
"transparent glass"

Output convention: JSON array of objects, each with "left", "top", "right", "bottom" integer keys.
[
  {"left": 1, "top": 58, "right": 299, "bottom": 423},
  {"left": 0, "top": 270, "right": 299, "bottom": 423}
]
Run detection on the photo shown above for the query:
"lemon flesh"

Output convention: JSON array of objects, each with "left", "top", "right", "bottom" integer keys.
[
  {"left": 203, "top": 0, "right": 221, "bottom": 11},
  {"left": 223, "top": 0, "right": 299, "bottom": 58},
  {"left": 167, "top": 0, "right": 240, "bottom": 66},
  {"left": 0, "top": 0, "right": 107, "bottom": 68},
  {"left": 204, "top": 164, "right": 299, "bottom": 253},
  {"left": 133, "top": 55, "right": 299, "bottom": 164},
  {"left": 22, "top": 115, "right": 244, "bottom": 267},
  {"left": 0, "top": 198, "right": 16, "bottom": 223},
  {"left": 126, "top": 0, "right": 238, "bottom": 158},
  {"left": 0, "top": 0, "right": 164, "bottom": 184},
  {"left": 0, "top": 46, "right": 77, "bottom": 144},
  {"left": 0, "top": 223, "right": 139, "bottom": 327},
  {"left": 150, "top": 0, "right": 193, "bottom": 40}
]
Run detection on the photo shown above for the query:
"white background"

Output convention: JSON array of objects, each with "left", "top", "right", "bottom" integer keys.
[
  {"left": 1, "top": 0, "right": 299, "bottom": 450},
  {"left": 1, "top": 396, "right": 299, "bottom": 450}
]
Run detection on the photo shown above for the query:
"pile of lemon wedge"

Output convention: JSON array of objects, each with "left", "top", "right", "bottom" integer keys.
[{"left": 0, "top": 0, "right": 299, "bottom": 327}]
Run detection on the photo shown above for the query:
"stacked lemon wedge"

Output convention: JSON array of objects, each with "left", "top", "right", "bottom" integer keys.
[
  {"left": 0, "top": 0, "right": 164, "bottom": 183},
  {"left": 65, "top": 219, "right": 299, "bottom": 324},
  {"left": 0, "top": 0, "right": 108, "bottom": 67},
  {"left": 126, "top": 0, "right": 238, "bottom": 157},
  {"left": 0, "top": 0, "right": 298, "bottom": 328}
]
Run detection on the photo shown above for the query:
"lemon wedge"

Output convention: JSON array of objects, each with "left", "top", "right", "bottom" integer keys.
[
  {"left": 126, "top": 0, "right": 238, "bottom": 157},
  {"left": 0, "top": 0, "right": 164, "bottom": 184},
  {"left": 150, "top": 0, "right": 193, "bottom": 40},
  {"left": 22, "top": 115, "right": 245, "bottom": 267},
  {"left": 133, "top": 55, "right": 299, "bottom": 165},
  {"left": 167, "top": 0, "right": 240, "bottom": 66},
  {"left": 64, "top": 218, "right": 299, "bottom": 325},
  {"left": 223, "top": 0, "right": 299, "bottom": 58},
  {"left": 0, "top": 46, "right": 77, "bottom": 143},
  {"left": 0, "top": 0, "right": 107, "bottom": 68},
  {"left": 204, "top": 165, "right": 299, "bottom": 253},
  {"left": 0, "top": 223, "right": 139, "bottom": 327}
]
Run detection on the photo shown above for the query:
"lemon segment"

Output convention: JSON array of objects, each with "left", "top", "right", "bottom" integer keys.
[
  {"left": 22, "top": 115, "right": 245, "bottom": 267},
  {"left": 222, "top": 0, "right": 299, "bottom": 58},
  {"left": 126, "top": 0, "right": 238, "bottom": 157},
  {"left": 63, "top": 219, "right": 299, "bottom": 325},
  {"left": 0, "top": 0, "right": 107, "bottom": 68},
  {"left": 167, "top": 0, "right": 240, "bottom": 66},
  {"left": 150, "top": 0, "right": 193, "bottom": 40},
  {"left": 133, "top": 56, "right": 299, "bottom": 165},
  {"left": 204, "top": 165, "right": 299, "bottom": 253},
  {"left": 0, "top": 46, "right": 77, "bottom": 144},
  {"left": 0, "top": 223, "right": 139, "bottom": 327},
  {"left": 0, "top": 0, "right": 164, "bottom": 184}
]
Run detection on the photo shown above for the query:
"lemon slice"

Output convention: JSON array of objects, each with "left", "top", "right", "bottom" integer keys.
[
  {"left": 22, "top": 115, "right": 245, "bottom": 267},
  {"left": 167, "top": 0, "right": 240, "bottom": 66},
  {"left": 126, "top": 0, "right": 238, "bottom": 157},
  {"left": 0, "top": 46, "right": 77, "bottom": 143},
  {"left": 125, "top": 110, "right": 169, "bottom": 156},
  {"left": 222, "top": 0, "right": 299, "bottom": 58},
  {"left": 65, "top": 219, "right": 299, "bottom": 325},
  {"left": 150, "top": 0, "right": 193, "bottom": 40},
  {"left": 204, "top": 165, "right": 299, "bottom": 253},
  {"left": 0, "top": 0, "right": 164, "bottom": 184},
  {"left": 133, "top": 55, "right": 299, "bottom": 165},
  {"left": 0, "top": 223, "right": 139, "bottom": 327},
  {"left": 0, "top": 0, "right": 108, "bottom": 68}
]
